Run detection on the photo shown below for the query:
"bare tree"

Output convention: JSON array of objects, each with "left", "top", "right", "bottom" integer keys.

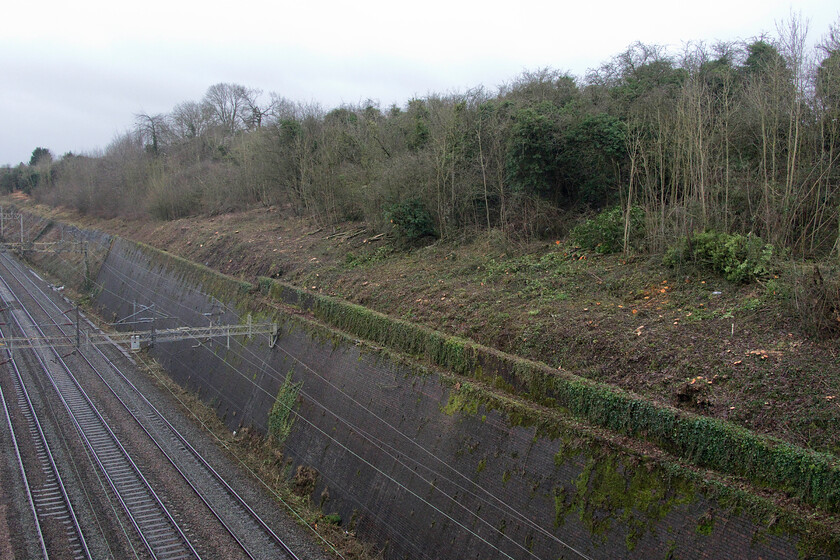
[
  {"left": 241, "top": 87, "right": 267, "bottom": 130},
  {"left": 134, "top": 112, "right": 169, "bottom": 155},
  {"left": 202, "top": 83, "right": 250, "bottom": 134},
  {"left": 266, "top": 93, "right": 298, "bottom": 123},
  {"left": 170, "top": 101, "right": 211, "bottom": 140}
]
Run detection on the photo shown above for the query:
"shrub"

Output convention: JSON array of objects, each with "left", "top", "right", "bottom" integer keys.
[
  {"left": 147, "top": 166, "right": 201, "bottom": 220},
  {"left": 571, "top": 205, "right": 645, "bottom": 254},
  {"left": 664, "top": 231, "right": 774, "bottom": 283},
  {"left": 385, "top": 199, "right": 436, "bottom": 242}
]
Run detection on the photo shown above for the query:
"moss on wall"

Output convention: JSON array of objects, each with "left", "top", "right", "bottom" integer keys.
[
  {"left": 123, "top": 240, "right": 255, "bottom": 310},
  {"left": 25, "top": 221, "right": 839, "bottom": 556},
  {"left": 258, "top": 277, "right": 840, "bottom": 515},
  {"left": 443, "top": 381, "right": 840, "bottom": 556}
]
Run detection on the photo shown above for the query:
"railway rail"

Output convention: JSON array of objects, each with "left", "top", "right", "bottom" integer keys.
[
  {"left": 0, "top": 251, "right": 302, "bottom": 559},
  {"left": 0, "top": 254, "right": 199, "bottom": 559},
  {"left": 0, "top": 342, "right": 90, "bottom": 559}
]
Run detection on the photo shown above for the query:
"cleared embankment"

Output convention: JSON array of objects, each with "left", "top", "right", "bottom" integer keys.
[{"left": 25, "top": 219, "right": 840, "bottom": 559}]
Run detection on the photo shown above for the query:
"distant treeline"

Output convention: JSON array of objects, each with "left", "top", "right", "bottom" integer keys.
[{"left": 4, "top": 17, "right": 839, "bottom": 256}]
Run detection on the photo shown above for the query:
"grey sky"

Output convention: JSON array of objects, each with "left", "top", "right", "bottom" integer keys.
[{"left": 2, "top": 0, "right": 838, "bottom": 166}]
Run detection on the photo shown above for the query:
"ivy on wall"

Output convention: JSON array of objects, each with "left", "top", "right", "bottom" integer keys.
[{"left": 268, "top": 369, "right": 302, "bottom": 446}]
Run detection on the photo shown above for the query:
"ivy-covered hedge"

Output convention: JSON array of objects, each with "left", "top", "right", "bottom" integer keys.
[
  {"left": 122, "top": 240, "right": 254, "bottom": 305},
  {"left": 259, "top": 276, "right": 840, "bottom": 513},
  {"left": 23, "top": 217, "right": 840, "bottom": 518}
]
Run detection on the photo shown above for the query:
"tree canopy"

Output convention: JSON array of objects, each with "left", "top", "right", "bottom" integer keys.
[{"left": 6, "top": 18, "right": 839, "bottom": 258}]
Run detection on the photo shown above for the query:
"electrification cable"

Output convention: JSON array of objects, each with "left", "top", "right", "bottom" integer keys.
[
  {"left": 95, "top": 246, "right": 593, "bottom": 558},
  {"left": 38, "top": 235, "right": 594, "bottom": 560}
]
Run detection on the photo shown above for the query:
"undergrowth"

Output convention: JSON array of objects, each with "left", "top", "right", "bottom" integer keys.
[{"left": 664, "top": 231, "right": 775, "bottom": 283}]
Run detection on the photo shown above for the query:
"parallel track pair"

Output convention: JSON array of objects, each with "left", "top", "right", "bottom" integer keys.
[{"left": 0, "top": 252, "right": 300, "bottom": 559}]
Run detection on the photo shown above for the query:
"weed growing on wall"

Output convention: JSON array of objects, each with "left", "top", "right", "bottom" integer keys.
[{"left": 268, "top": 369, "right": 302, "bottom": 446}]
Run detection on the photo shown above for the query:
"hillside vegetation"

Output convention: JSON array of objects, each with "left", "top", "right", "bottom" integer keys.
[
  {"left": 2, "top": 18, "right": 840, "bottom": 458},
  {"left": 10, "top": 199, "right": 838, "bottom": 465},
  {"left": 3, "top": 18, "right": 839, "bottom": 257}
]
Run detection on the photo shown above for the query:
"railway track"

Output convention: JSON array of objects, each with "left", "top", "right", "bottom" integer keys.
[
  {"left": 0, "top": 340, "right": 90, "bottom": 559},
  {"left": 0, "top": 255, "right": 199, "bottom": 559},
  {"left": 0, "top": 251, "right": 302, "bottom": 559}
]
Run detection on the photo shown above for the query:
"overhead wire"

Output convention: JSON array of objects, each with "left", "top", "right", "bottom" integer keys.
[
  {"left": 48, "top": 252, "right": 536, "bottom": 559},
  {"left": 0, "top": 256, "right": 143, "bottom": 559},
  {"left": 97, "top": 250, "right": 593, "bottom": 560},
  {"left": 2, "top": 251, "right": 345, "bottom": 560},
  {"left": 6, "top": 250, "right": 371, "bottom": 560},
  {"left": 34, "top": 233, "right": 594, "bottom": 560},
  {"left": 94, "top": 244, "right": 593, "bottom": 558}
]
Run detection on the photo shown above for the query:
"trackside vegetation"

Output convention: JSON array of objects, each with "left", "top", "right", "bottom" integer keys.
[
  {"left": 5, "top": 15, "right": 840, "bottom": 549},
  {"left": 4, "top": 17, "right": 840, "bottom": 263},
  {"left": 28, "top": 224, "right": 839, "bottom": 554},
  {"left": 257, "top": 275, "right": 840, "bottom": 513}
]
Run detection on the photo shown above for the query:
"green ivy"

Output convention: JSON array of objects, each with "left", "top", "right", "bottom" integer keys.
[
  {"left": 664, "top": 231, "right": 774, "bottom": 283},
  {"left": 571, "top": 206, "right": 645, "bottom": 254},
  {"left": 385, "top": 199, "right": 436, "bottom": 242},
  {"left": 259, "top": 276, "right": 840, "bottom": 513},
  {"left": 268, "top": 369, "right": 302, "bottom": 446}
]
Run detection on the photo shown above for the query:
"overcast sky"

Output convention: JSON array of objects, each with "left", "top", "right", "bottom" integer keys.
[{"left": 2, "top": 0, "right": 838, "bottom": 166}]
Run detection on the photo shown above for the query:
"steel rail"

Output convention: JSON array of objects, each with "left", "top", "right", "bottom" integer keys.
[
  {"left": 0, "top": 350, "right": 92, "bottom": 559},
  {"left": 2, "top": 252, "right": 301, "bottom": 560},
  {"left": 0, "top": 255, "right": 200, "bottom": 560},
  {"left": 0, "top": 366, "right": 49, "bottom": 558},
  {"left": 84, "top": 345, "right": 302, "bottom": 560},
  {"left": 0, "top": 275, "right": 92, "bottom": 560}
]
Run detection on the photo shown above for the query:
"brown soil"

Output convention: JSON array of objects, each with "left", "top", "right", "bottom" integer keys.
[{"left": 11, "top": 199, "right": 840, "bottom": 458}]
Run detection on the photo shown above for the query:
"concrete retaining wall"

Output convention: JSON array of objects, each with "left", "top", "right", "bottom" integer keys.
[{"left": 29, "top": 226, "right": 831, "bottom": 559}]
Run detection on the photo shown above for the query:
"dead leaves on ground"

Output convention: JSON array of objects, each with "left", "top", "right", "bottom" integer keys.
[{"left": 746, "top": 349, "right": 783, "bottom": 360}]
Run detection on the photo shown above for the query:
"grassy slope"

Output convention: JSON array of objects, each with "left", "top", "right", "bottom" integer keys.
[{"left": 15, "top": 199, "right": 840, "bottom": 459}]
